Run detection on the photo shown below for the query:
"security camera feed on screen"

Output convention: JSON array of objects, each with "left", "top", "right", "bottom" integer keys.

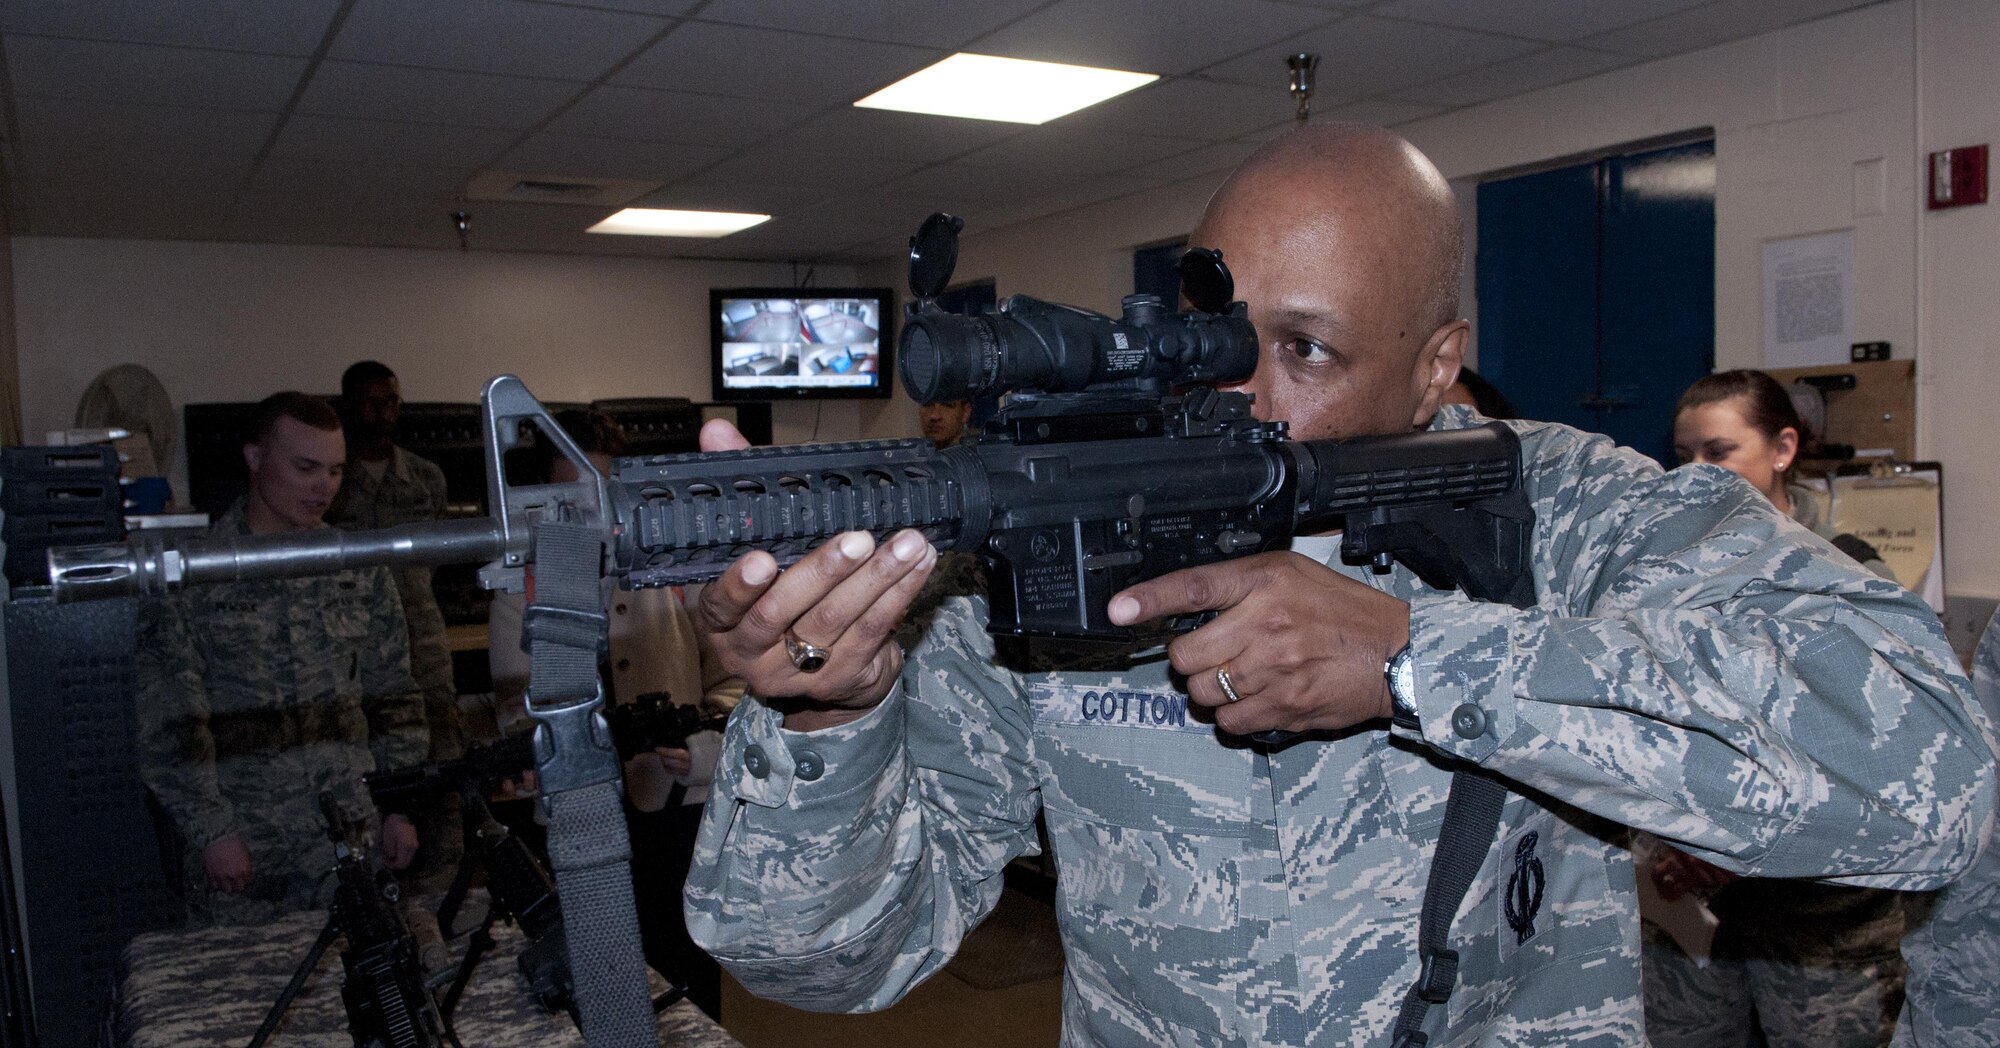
[{"left": 718, "top": 295, "right": 882, "bottom": 391}]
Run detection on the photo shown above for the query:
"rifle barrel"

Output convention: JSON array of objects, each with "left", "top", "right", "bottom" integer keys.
[{"left": 48, "top": 516, "right": 504, "bottom": 601}]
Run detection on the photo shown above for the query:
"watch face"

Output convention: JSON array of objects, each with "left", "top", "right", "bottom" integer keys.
[{"left": 1389, "top": 648, "right": 1416, "bottom": 702}]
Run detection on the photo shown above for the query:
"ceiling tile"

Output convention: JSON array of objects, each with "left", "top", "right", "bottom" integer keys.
[
  {"left": 227, "top": 160, "right": 473, "bottom": 246},
  {"left": 874, "top": 163, "right": 1046, "bottom": 216},
  {"left": 223, "top": 194, "right": 425, "bottom": 249},
  {"left": 495, "top": 132, "right": 734, "bottom": 181},
  {"left": 1138, "top": 138, "right": 1267, "bottom": 181},
  {"left": 17, "top": 157, "right": 238, "bottom": 238},
  {"left": 978, "top": 171, "right": 1178, "bottom": 228},
  {"left": 241, "top": 157, "right": 472, "bottom": 202},
  {"left": 1369, "top": 0, "right": 1712, "bottom": 43},
  {"left": 719, "top": 106, "right": 1019, "bottom": 164},
  {"left": 791, "top": 189, "right": 948, "bottom": 243},
  {"left": 6, "top": 36, "right": 307, "bottom": 111},
  {"left": 1386, "top": 46, "right": 1635, "bottom": 108},
  {"left": 967, "top": 0, "right": 1336, "bottom": 78},
  {"left": 0, "top": 0, "right": 342, "bottom": 55},
  {"left": 683, "top": 220, "right": 877, "bottom": 256},
  {"left": 11, "top": 96, "right": 277, "bottom": 160},
  {"left": 22, "top": 147, "right": 254, "bottom": 187},
  {"left": 953, "top": 124, "right": 1219, "bottom": 180},
  {"left": 683, "top": 146, "right": 920, "bottom": 192},
  {"left": 695, "top": 0, "right": 1051, "bottom": 48},
  {"left": 1199, "top": 14, "right": 1543, "bottom": 94},
  {"left": 271, "top": 115, "right": 518, "bottom": 168},
  {"left": 823, "top": 235, "right": 907, "bottom": 264},
  {"left": 329, "top": 0, "right": 669, "bottom": 81},
  {"left": 1581, "top": 0, "right": 1878, "bottom": 57},
  {"left": 614, "top": 22, "right": 941, "bottom": 105},
  {"left": 549, "top": 85, "right": 813, "bottom": 147},
  {"left": 457, "top": 199, "right": 804, "bottom": 257},
  {"left": 530, "top": 0, "right": 700, "bottom": 15},
  {"left": 1315, "top": 97, "right": 1447, "bottom": 126},
  {"left": 428, "top": 199, "right": 613, "bottom": 251},
  {"left": 0, "top": 0, "right": 1887, "bottom": 262},
  {"left": 27, "top": 184, "right": 233, "bottom": 240},
  {"left": 297, "top": 61, "right": 583, "bottom": 129},
  {"left": 1054, "top": 77, "right": 1298, "bottom": 142},
  {"left": 630, "top": 179, "right": 834, "bottom": 215}
]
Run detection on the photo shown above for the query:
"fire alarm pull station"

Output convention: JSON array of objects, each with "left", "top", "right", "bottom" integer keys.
[{"left": 1929, "top": 145, "right": 1988, "bottom": 210}]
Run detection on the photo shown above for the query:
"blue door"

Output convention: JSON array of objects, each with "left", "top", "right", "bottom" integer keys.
[{"left": 1477, "top": 141, "right": 1714, "bottom": 466}]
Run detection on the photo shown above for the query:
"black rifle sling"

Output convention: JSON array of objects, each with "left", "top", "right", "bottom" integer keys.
[
  {"left": 1388, "top": 767, "right": 1508, "bottom": 1048},
  {"left": 526, "top": 522, "right": 660, "bottom": 1048}
]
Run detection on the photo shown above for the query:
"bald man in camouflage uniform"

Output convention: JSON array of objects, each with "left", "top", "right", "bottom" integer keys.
[
  {"left": 682, "top": 125, "right": 1995, "bottom": 1046},
  {"left": 1892, "top": 608, "right": 2000, "bottom": 1048},
  {"left": 138, "top": 393, "right": 430, "bottom": 927}
]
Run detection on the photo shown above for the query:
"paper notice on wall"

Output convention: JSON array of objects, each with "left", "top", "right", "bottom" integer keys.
[
  {"left": 1831, "top": 473, "right": 1944, "bottom": 610},
  {"left": 1763, "top": 230, "right": 1855, "bottom": 368}
]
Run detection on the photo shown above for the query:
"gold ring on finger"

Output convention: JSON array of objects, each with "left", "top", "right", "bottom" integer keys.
[{"left": 785, "top": 630, "right": 831, "bottom": 673}]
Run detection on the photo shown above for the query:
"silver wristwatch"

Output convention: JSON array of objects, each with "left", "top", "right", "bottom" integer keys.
[{"left": 1384, "top": 644, "right": 1419, "bottom": 729}]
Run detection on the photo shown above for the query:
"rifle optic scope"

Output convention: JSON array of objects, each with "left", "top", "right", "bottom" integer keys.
[
  {"left": 900, "top": 293, "right": 1259, "bottom": 404},
  {"left": 898, "top": 212, "right": 1259, "bottom": 404}
]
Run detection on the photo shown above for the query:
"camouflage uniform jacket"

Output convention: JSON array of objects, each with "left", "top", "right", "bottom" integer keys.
[
  {"left": 136, "top": 501, "right": 431, "bottom": 853},
  {"left": 685, "top": 408, "right": 1994, "bottom": 1047},
  {"left": 329, "top": 444, "right": 460, "bottom": 758},
  {"left": 1893, "top": 608, "right": 2000, "bottom": 1048}
]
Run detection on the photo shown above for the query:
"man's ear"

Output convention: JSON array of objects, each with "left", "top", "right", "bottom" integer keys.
[
  {"left": 243, "top": 442, "right": 263, "bottom": 476},
  {"left": 1411, "top": 319, "right": 1470, "bottom": 429}
]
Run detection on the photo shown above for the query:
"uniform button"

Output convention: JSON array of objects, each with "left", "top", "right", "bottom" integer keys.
[
  {"left": 744, "top": 745, "right": 770, "bottom": 778},
  {"left": 616, "top": 603, "right": 627, "bottom": 615},
  {"left": 1451, "top": 703, "right": 1488, "bottom": 739},
  {"left": 793, "top": 750, "right": 824, "bottom": 782},
  {"left": 615, "top": 658, "right": 630, "bottom": 671}
]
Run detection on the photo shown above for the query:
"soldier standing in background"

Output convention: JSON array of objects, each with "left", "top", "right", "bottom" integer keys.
[
  {"left": 330, "top": 360, "right": 464, "bottom": 886},
  {"left": 136, "top": 392, "right": 428, "bottom": 927},
  {"left": 917, "top": 398, "right": 973, "bottom": 449}
]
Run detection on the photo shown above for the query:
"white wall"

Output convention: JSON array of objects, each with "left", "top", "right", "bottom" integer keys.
[
  {"left": 1916, "top": 0, "right": 2000, "bottom": 603},
  {"left": 12, "top": 238, "right": 880, "bottom": 490}
]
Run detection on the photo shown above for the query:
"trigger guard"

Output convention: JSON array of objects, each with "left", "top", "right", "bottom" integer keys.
[{"left": 1166, "top": 610, "right": 1220, "bottom": 634}]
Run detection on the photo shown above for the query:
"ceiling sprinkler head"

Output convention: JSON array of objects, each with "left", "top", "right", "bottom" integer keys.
[{"left": 1286, "top": 53, "right": 1319, "bottom": 124}]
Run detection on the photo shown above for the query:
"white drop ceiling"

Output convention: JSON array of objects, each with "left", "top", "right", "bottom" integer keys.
[{"left": 0, "top": 0, "right": 1885, "bottom": 264}]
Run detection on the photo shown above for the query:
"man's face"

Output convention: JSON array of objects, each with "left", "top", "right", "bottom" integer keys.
[
  {"left": 1195, "top": 176, "right": 1462, "bottom": 442},
  {"left": 244, "top": 416, "right": 345, "bottom": 531},
  {"left": 352, "top": 377, "right": 401, "bottom": 442},
  {"left": 919, "top": 401, "right": 972, "bottom": 447}
]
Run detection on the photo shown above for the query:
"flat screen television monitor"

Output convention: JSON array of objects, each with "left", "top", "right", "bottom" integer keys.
[{"left": 710, "top": 288, "right": 895, "bottom": 402}]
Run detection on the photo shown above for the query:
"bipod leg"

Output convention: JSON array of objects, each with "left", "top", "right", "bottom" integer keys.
[
  {"left": 439, "top": 907, "right": 500, "bottom": 1021},
  {"left": 435, "top": 793, "right": 482, "bottom": 937},
  {"left": 246, "top": 915, "right": 340, "bottom": 1048}
]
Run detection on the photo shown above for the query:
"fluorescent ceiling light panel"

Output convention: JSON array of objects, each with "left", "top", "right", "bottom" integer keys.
[
  {"left": 586, "top": 208, "right": 770, "bottom": 237},
  {"left": 855, "top": 53, "right": 1158, "bottom": 125}
]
